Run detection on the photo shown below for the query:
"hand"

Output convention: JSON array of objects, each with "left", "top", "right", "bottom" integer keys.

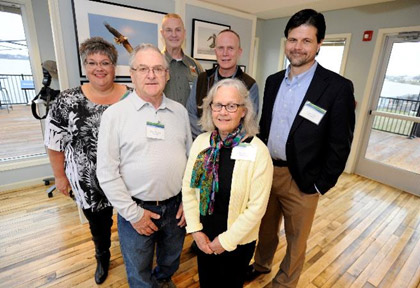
[
  {"left": 131, "top": 209, "right": 161, "bottom": 236},
  {"left": 209, "top": 236, "right": 225, "bottom": 255},
  {"left": 176, "top": 202, "right": 186, "bottom": 227},
  {"left": 55, "top": 176, "right": 71, "bottom": 197},
  {"left": 192, "top": 231, "right": 213, "bottom": 254}
]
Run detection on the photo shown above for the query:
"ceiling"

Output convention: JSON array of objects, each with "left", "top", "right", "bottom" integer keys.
[{"left": 197, "top": 0, "right": 396, "bottom": 19}]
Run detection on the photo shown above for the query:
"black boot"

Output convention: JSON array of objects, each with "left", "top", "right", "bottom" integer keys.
[{"left": 95, "top": 250, "right": 110, "bottom": 284}]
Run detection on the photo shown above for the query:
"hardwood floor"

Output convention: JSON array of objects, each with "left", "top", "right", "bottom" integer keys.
[
  {"left": 0, "top": 104, "right": 45, "bottom": 161},
  {"left": 0, "top": 174, "right": 419, "bottom": 287}
]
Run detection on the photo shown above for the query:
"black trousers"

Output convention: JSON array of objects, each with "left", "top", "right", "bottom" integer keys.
[
  {"left": 197, "top": 241, "right": 256, "bottom": 288},
  {"left": 82, "top": 206, "right": 114, "bottom": 253}
]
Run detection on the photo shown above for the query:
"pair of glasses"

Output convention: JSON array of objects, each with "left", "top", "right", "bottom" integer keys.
[
  {"left": 84, "top": 61, "right": 113, "bottom": 68},
  {"left": 210, "top": 103, "right": 244, "bottom": 113},
  {"left": 131, "top": 65, "right": 167, "bottom": 76}
]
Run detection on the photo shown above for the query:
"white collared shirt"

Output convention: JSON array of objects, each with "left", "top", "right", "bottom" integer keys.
[{"left": 97, "top": 91, "right": 192, "bottom": 223}]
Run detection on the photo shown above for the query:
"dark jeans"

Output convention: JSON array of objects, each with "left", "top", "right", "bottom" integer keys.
[
  {"left": 82, "top": 206, "right": 114, "bottom": 253},
  {"left": 197, "top": 240, "right": 256, "bottom": 288},
  {"left": 118, "top": 196, "right": 185, "bottom": 288}
]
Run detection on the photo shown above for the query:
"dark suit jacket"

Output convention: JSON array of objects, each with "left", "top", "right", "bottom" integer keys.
[{"left": 259, "top": 64, "right": 355, "bottom": 194}]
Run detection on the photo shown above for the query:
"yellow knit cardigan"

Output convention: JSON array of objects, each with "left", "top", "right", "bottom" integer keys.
[{"left": 182, "top": 132, "right": 274, "bottom": 251}]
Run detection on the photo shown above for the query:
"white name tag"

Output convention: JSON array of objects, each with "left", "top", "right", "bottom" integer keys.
[
  {"left": 299, "top": 101, "right": 326, "bottom": 125},
  {"left": 231, "top": 143, "right": 256, "bottom": 162},
  {"left": 146, "top": 121, "right": 165, "bottom": 139}
]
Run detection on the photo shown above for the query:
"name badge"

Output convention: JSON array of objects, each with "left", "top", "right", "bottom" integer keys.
[
  {"left": 146, "top": 121, "right": 165, "bottom": 139},
  {"left": 231, "top": 143, "right": 256, "bottom": 162},
  {"left": 299, "top": 101, "right": 326, "bottom": 125}
]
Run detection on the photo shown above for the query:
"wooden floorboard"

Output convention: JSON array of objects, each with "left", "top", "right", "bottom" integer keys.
[{"left": 0, "top": 174, "right": 419, "bottom": 288}]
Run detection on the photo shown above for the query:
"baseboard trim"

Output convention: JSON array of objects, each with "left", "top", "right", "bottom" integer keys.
[{"left": 0, "top": 176, "right": 53, "bottom": 192}]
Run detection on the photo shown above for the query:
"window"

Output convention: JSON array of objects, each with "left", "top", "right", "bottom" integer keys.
[{"left": 0, "top": 7, "right": 44, "bottom": 163}]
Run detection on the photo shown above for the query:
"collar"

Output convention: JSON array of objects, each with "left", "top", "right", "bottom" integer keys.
[
  {"left": 129, "top": 90, "right": 175, "bottom": 112},
  {"left": 285, "top": 61, "right": 318, "bottom": 83},
  {"left": 211, "top": 65, "right": 241, "bottom": 81},
  {"left": 163, "top": 49, "right": 185, "bottom": 62}
]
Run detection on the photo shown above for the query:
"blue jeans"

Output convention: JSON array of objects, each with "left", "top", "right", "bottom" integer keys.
[{"left": 118, "top": 195, "right": 185, "bottom": 288}]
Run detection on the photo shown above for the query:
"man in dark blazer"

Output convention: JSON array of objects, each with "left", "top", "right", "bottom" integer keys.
[{"left": 247, "top": 9, "right": 355, "bottom": 287}]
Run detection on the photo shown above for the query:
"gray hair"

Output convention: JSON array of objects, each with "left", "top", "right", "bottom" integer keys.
[
  {"left": 199, "top": 78, "right": 259, "bottom": 136},
  {"left": 129, "top": 43, "right": 169, "bottom": 69},
  {"left": 79, "top": 37, "right": 118, "bottom": 65}
]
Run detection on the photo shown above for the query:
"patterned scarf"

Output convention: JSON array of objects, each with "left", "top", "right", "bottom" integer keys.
[{"left": 190, "top": 125, "right": 246, "bottom": 215}]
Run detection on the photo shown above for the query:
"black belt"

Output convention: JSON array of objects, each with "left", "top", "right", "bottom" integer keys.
[
  {"left": 273, "top": 159, "right": 288, "bottom": 167},
  {"left": 132, "top": 193, "right": 180, "bottom": 206}
]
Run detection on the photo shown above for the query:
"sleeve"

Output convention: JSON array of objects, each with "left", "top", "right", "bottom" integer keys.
[
  {"left": 182, "top": 134, "right": 208, "bottom": 233},
  {"left": 183, "top": 107, "right": 193, "bottom": 156},
  {"left": 249, "top": 82, "right": 260, "bottom": 117},
  {"left": 217, "top": 141, "right": 274, "bottom": 251},
  {"left": 186, "top": 79, "right": 202, "bottom": 139},
  {"left": 96, "top": 109, "right": 144, "bottom": 223},
  {"left": 316, "top": 79, "right": 355, "bottom": 194},
  {"left": 44, "top": 92, "right": 69, "bottom": 151}
]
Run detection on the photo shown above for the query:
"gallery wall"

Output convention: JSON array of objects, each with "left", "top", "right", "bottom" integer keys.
[
  {"left": 0, "top": 0, "right": 256, "bottom": 189},
  {"left": 57, "top": 0, "right": 255, "bottom": 89}
]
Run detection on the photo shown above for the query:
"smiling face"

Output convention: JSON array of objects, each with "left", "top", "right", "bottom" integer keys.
[
  {"left": 130, "top": 49, "right": 168, "bottom": 104},
  {"left": 214, "top": 31, "right": 242, "bottom": 77},
  {"left": 211, "top": 86, "right": 246, "bottom": 139},
  {"left": 285, "top": 24, "right": 322, "bottom": 73},
  {"left": 161, "top": 17, "right": 186, "bottom": 51},
  {"left": 84, "top": 53, "right": 115, "bottom": 89}
]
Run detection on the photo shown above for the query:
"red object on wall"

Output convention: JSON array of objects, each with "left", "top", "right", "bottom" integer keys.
[{"left": 363, "top": 30, "right": 373, "bottom": 41}]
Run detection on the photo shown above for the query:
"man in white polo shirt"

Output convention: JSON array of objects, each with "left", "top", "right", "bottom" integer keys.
[{"left": 97, "top": 43, "right": 192, "bottom": 288}]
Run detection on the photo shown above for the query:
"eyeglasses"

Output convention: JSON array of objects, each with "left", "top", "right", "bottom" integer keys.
[
  {"left": 84, "top": 61, "right": 113, "bottom": 69},
  {"left": 131, "top": 65, "right": 167, "bottom": 76},
  {"left": 210, "top": 103, "right": 244, "bottom": 113}
]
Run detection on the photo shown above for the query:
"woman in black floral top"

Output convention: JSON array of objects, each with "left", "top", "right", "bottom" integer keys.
[{"left": 44, "top": 37, "right": 132, "bottom": 284}]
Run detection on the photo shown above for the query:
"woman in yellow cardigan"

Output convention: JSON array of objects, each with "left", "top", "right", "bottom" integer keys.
[{"left": 182, "top": 78, "right": 273, "bottom": 287}]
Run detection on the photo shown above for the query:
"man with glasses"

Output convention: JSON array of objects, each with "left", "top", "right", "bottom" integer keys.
[
  {"left": 161, "top": 13, "right": 203, "bottom": 107},
  {"left": 97, "top": 43, "right": 192, "bottom": 288},
  {"left": 187, "top": 29, "right": 259, "bottom": 139}
]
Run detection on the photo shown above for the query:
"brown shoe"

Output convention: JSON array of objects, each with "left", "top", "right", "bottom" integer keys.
[{"left": 245, "top": 265, "right": 270, "bottom": 282}]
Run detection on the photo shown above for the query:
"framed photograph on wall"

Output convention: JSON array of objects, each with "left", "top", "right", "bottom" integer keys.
[
  {"left": 192, "top": 19, "right": 230, "bottom": 61},
  {"left": 72, "top": 0, "right": 166, "bottom": 78}
]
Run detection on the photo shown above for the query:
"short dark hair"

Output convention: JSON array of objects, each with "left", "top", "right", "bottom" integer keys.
[
  {"left": 79, "top": 37, "right": 118, "bottom": 65},
  {"left": 284, "top": 9, "right": 326, "bottom": 43}
]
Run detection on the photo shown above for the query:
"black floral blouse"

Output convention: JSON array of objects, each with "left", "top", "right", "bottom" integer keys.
[{"left": 44, "top": 86, "right": 132, "bottom": 212}]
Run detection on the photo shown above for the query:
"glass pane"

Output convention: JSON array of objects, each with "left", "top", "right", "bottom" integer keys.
[
  {"left": 0, "top": 10, "right": 45, "bottom": 162},
  {"left": 365, "top": 41, "right": 420, "bottom": 174},
  {"left": 316, "top": 40, "right": 345, "bottom": 74}
]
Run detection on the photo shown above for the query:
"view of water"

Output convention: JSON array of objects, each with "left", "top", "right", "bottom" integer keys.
[
  {"left": 381, "top": 79, "right": 420, "bottom": 98},
  {"left": 0, "top": 59, "right": 32, "bottom": 75}
]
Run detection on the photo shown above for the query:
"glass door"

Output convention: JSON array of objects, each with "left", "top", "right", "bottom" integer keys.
[{"left": 356, "top": 32, "right": 420, "bottom": 195}]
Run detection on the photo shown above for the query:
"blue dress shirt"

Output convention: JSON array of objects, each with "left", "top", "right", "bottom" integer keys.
[{"left": 267, "top": 62, "right": 318, "bottom": 161}]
